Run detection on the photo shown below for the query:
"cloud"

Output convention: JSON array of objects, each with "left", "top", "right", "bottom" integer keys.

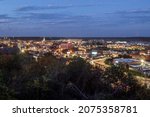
[
  {"left": 20, "top": 12, "right": 93, "bottom": 22},
  {"left": 0, "top": 17, "right": 12, "bottom": 24},
  {"left": 16, "top": 6, "right": 70, "bottom": 12},
  {"left": 0, "top": 14, "right": 17, "bottom": 25},
  {"left": 0, "top": 21, "right": 11, "bottom": 24},
  {"left": 0, "top": 14, "right": 14, "bottom": 20},
  {"left": 0, "top": 14, "right": 9, "bottom": 19},
  {"left": 115, "top": 9, "right": 150, "bottom": 15},
  {"left": 106, "top": 8, "right": 150, "bottom": 15},
  {"left": 42, "top": 20, "right": 79, "bottom": 25},
  {"left": 16, "top": 4, "right": 98, "bottom": 12},
  {"left": 22, "top": 12, "right": 68, "bottom": 21},
  {"left": 0, "top": 9, "right": 98, "bottom": 26},
  {"left": 122, "top": 15, "right": 150, "bottom": 24},
  {"left": 104, "top": 8, "right": 150, "bottom": 25}
]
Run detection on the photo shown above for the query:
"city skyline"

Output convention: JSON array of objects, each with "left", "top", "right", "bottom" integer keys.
[{"left": 0, "top": 0, "right": 150, "bottom": 37}]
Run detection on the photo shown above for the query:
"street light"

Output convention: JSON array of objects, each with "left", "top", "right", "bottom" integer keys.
[
  {"left": 141, "top": 59, "right": 145, "bottom": 66},
  {"left": 141, "top": 59, "right": 144, "bottom": 63}
]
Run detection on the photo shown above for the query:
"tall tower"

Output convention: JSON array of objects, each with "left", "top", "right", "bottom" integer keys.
[
  {"left": 42, "top": 37, "right": 46, "bottom": 44},
  {"left": 18, "top": 43, "right": 25, "bottom": 53}
]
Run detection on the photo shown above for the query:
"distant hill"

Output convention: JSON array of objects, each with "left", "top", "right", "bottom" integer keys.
[{"left": 0, "top": 37, "right": 150, "bottom": 42}]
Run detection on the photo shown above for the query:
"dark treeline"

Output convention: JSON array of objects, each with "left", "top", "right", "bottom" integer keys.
[{"left": 0, "top": 53, "right": 150, "bottom": 100}]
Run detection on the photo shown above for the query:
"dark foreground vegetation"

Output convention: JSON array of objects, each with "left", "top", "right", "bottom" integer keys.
[{"left": 0, "top": 53, "right": 150, "bottom": 100}]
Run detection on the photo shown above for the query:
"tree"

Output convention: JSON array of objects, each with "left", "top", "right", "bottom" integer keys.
[
  {"left": 66, "top": 57, "right": 92, "bottom": 89},
  {"left": 0, "top": 70, "right": 15, "bottom": 99},
  {"left": 104, "top": 58, "right": 113, "bottom": 65},
  {"left": 101, "top": 64, "right": 149, "bottom": 99}
]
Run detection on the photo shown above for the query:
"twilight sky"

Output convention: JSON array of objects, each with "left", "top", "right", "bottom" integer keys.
[{"left": 0, "top": 0, "right": 150, "bottom": 37}]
